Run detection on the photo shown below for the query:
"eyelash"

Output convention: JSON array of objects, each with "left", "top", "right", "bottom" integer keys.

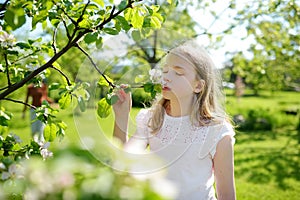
[{"left": 162, "top": 69, "right": 183, "bottom": 75}]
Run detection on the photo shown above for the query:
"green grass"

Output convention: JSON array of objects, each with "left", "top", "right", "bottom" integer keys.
[{"left": 2, "top": 90, "right": 300, "bottom": 199}]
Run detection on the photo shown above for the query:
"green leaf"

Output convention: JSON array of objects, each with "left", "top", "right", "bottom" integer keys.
[
  {"left": 124, "top": 87, "right": 131, "bottom": 93},
  {"left": 49, "top": 83, "right": 61, "bottom": 91},
  {"left": 153, "top": 84, "right": 162, "bottom": 93},
  {"left": 131, "top": 7, "right": 144, "bottom": 29},
  {"left": 131, "top": 30, "right": 142, "bottom": 41},
  {"left": 32, "top": 10, "right": 49, "bottom": 30},
  {"left": 98, "top": 75, "right": 114, "bottom": 87},
  {"left": 16, "top": 42, "right": 31, "bottom": 49},
  {"left": 58, "top": 93, "right": 72, "bottom": 109},
  {"left": 106, "top": 94, "right": 119, "bottom": 105},
  {"left": 78, "top": 18, "right": 92, "bottom": 29},
  {"left": 44, "top": 123, "right": 57, "bottom": 142},
  {"left": 84, "top": 32, "right": 98, "bottom": 44},
  {"left": 150, "top": 15, "right": 161, "bottom": 28},
  {"left": 151, "top": 91, "right": 156, "bottom": 98},
  {"left": 6, "top": 50, "right": 19, "bottom": 55},
  {"left": 0, "top": 110, "right": 12, "bottom": 126},
  {"left": 97, "top": 98, "right": 111, "bottom": 118},
  {"left": 103, "top": 28, "right": 119, "bottom": 35},
  {"left": 4, "top": 8, "right": 26, "bottom": 30},
  {"left": 134, "top": 74, "right": 146, "bottom": 83},
  {"left": 57, "top": 121, "right": 67, "bottom": 130},
  {"left": 115, "top": 16, "right": 131, "bottom": 31},
  {"left": 124, "top": 8, "right": 133, "bottom": 21},
  {"left": 143, "top": 82, "right": 153, "bottom": 93},
  {"left": 77, "top": 96, "right": 86, "bottom": 112},
  {"left": 94, "top": 0, "right": 105, "bottom": 7},
  {"left": 118, "top": 0, "right": 127, "bottom": 10},
  {"left": 96, "top": 37, "right": 103, "bottom": 49}
]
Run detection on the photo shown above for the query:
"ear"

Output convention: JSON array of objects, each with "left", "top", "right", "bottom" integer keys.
[{"left": 194, "top": 79, "right": 205, "bottom": 94}]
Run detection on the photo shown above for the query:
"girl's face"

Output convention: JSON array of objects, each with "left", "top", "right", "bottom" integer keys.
[{"left": 162, "top": 53, "right": 200, "bottom": 103}]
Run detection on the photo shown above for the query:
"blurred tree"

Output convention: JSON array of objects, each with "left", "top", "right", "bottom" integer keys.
[{"left": 229, "top": 0, "right": 300, "bottom": 94}]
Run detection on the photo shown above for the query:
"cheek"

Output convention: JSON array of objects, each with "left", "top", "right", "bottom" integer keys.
[{"left": 173, "top": 78, "right": 195, "bottom": 93}]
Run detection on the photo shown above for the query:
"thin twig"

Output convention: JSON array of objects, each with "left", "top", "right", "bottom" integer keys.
[
  {"left": 193, "top": 3, "right": 233, "bottom": 37},
  {"left": 50, "top": 65, "right": 72, "bottom": 86},
  {"left": 52, "top": 26, "right": 58, "bottom": 54},
  {"left": 95, "top": 1, "right": 133, "bottom": 30},
  {"left": 0, "top": 85, "right": 9, "bottom": 91},
  {"left": 76, "top": 0, "right": 91, "bottom": 25},
  {"left": 4, "top": 53, "right": 11, "bottom": 86},
  {"left": 11, "top": 51, "right": 37, "bottom": 65},
  {"left": 2, "top": 98, "right": 36, "bottom": 109},
  {"left": 62, "top": 18, "right": 71, "bottom": 39},
  {"left": 59, "top": 6, "right": 77, "bottom": 25},
  {"left": 75, "top": 44, "right": 115, "bottom": 88}
]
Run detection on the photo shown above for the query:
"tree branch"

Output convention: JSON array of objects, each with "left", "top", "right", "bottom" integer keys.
[
  {"left": 76, "top": 44, "right": 115, "bottom": 88},
  {"left": 2, "top": 98, "right": 36, "bottom": 109},
  {"left": 0, "top": 0, "right": 133, "bottom": 99},
  {"left": 50, "top": 65, "right": 72, "bottom": 86},
  {"left": 4, "top": 53, "right": 11, "bottom": 86}
]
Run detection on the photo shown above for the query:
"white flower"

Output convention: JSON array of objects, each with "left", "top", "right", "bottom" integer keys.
[
  {"left": 1, "top": 164, "right": 23, "bottom": 180},
  {"left": 38, "top": 142, "right": 53, "bottom": 160},
  {"left": 40, "top": 148, "right": 53, "bottom": 160},
  {"left": 149, "top": 69, "right": 162, "bottom": 84},
  {"left": 0, "top": 27, "right": 15, "bottom": 48},
  {"left": 0, "top": 163, "right": 6, "bottom": 170}
]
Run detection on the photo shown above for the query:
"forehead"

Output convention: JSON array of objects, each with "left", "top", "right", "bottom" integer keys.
[{"left": 164, "top": 53, "right": 196, "bottom": 72}]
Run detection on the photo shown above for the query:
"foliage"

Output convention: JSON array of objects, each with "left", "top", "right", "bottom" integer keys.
[
  {"left": 228, "top": 0, "right": 300, "bottom": 94},
  {"left": 0, "top": 0, "right": 168, "bottom": 194},
  {"left": 234, "top": 108, "right": 276, "bottom": 131},
  {"left": 0, "top": 146, "right": 170, "bottom": 200}
]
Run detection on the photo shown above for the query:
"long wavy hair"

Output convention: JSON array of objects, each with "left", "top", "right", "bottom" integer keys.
[{"left": 148, "top": 41, "right": 229, "bottom": 133}]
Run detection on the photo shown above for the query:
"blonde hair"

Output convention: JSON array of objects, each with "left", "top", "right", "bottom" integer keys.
[{"left": 149, "top": 41, "right": 228, "bottom": 133}]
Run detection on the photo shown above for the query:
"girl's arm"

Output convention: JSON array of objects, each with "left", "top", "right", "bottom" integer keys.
[
  {"left": 112, "top": 88, "right": 149, "bottom": 151},
  {"left": 113, "top": 89, "right": 131, "bottom": 144},
  {"left": 213, "top": 135, "right": 236, "bottom": 200}
]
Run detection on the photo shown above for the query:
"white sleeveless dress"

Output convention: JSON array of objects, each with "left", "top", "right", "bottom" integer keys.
[{"left": 126, "top": 109, "right": 235, "bottom": 200}]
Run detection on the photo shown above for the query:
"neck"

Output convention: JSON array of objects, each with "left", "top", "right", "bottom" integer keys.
[{"left": 167, "top": 96, "right": 194, "bottom": 117}]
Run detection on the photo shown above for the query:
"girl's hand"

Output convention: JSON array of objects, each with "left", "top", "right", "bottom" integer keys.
[{"left": 112, "top": 85, "right": 132, "bottom": 119}]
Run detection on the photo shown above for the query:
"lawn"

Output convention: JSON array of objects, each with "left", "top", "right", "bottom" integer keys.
[{"left": 2, "top": 90, "right": 300, "bottom": 199}]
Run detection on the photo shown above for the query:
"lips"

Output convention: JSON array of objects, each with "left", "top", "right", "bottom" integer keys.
[{"left": 162, "top": 86, "right": 171, "bottom": 91}]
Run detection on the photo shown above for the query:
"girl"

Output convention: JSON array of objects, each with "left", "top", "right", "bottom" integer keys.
[{"left": 113, "top": 41, "right": 236, "bottom": 200}]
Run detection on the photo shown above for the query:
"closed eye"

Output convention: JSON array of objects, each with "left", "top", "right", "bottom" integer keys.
[
  {"left": 175, "top": 72, "right": 184, "bottom": 75},
  {"left": 162, "top": 66, "right": 168, "bottom": 73},
  {"left": 173, "top": 66, "right": 185, "bottom": 75}
]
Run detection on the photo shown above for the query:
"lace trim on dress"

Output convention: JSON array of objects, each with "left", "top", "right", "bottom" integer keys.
[{"left": 155, "top": 114, "right": 210, "bottom": 144}]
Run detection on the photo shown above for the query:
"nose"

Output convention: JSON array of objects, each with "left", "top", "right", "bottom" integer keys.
[{"left": 163, "top": 72, "right": 171, "bottom": 83}]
